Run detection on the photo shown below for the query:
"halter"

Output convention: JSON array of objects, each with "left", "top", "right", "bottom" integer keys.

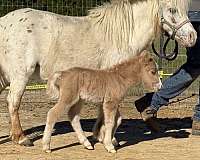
[
  {"left": 160, "top": 16, "right": 191, "bottom": 40},
  {"left": 152, "top": 9, "right": 191, "bottom": 61}
]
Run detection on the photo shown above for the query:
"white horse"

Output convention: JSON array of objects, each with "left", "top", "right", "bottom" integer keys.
[{"left": 0, "top": 0, "right": 197, "bottom": 146}]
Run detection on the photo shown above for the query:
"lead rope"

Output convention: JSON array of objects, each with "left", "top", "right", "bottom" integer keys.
[
  {"left": 152, "top": 36, "right": 179, "bottom": 61},
  {"left": 152, "top": 8, "right": 179, "bottom": 61}
]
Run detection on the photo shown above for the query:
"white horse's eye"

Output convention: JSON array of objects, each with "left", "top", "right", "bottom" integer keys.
[{"left": 169, "top": 8, "right": 178, "bottom": 14}]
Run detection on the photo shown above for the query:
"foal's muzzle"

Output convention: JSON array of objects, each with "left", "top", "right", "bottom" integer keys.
[{"left": 152, "top": 80, "right": 162, "bottom": 91}]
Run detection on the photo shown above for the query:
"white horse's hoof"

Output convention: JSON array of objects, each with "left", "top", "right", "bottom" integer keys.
[{"left": 18, "top": 137, "right": 34, "bottom": 147}]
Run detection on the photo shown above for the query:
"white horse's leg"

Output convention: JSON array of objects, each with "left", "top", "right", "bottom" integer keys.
[
  {"left": 103, "top": 101, "right": 118, "bottom": 153},
  {"left": 68, "top": 101, "right": 93, "bottom": 150},
  {"left": 7, "top": 77, "right": 32, "bottom": 146}
]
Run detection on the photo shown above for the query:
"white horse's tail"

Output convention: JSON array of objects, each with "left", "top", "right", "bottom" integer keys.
[
  {"left": 0, "top": 66, "right": 9, "bottom": 94},
  {"left": 0, "top": 20, "right": 9, "bottom": 93},
  {"left": 47, "top": 72, "right": 61, "bottom": 100}
]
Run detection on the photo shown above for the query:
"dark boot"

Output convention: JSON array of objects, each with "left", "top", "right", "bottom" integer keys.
[
  {"left": 192, "top": 120, "right": 200, "bottom": 136},
  {"left": 141, "top": 107, "right": 160, "bottom": 132},
  {"left": 135, "top": 94, "right": 160, "bottom": 132},
  {"left": 135, "top": 93, "right": 154, "bottom": 113}
]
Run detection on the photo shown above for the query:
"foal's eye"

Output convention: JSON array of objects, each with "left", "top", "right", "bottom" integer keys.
[
  {"left": 151, "top": 70, "right": 156, "bottom": 75},
  {"left": 169, "top": 8, "right": 178, "bottom": 15}
]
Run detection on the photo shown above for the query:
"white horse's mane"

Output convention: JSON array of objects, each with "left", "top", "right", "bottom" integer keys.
[
  {"left": 88, "top": 0, "right": 159, "bottom": 51},
  {"left": 88, "top": 0, "right": 191, "bottom": 52}
]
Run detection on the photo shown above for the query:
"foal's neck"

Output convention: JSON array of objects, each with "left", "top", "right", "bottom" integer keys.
[{"left": 110, "top": 58, "right": 141, "bottom": 87}]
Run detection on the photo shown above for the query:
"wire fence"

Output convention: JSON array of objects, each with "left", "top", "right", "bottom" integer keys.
[
  {"left": 0, "top": 0, "right": 110, "bottom": 16},
  {"left": 0, "top": 0, "right": 198, "bottom": 107}
]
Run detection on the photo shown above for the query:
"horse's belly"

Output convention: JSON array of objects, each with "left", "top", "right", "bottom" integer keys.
[
  {"left": 80, "top": 91, "right": 104, "bottom": 103},
  {"left": 40, "top": 51, "right": 101, "bottom": 79}
]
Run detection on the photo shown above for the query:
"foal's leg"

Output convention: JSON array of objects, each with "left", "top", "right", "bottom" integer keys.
[
  {"left": 93, "top": 106, "right": 105, "bottom": 143},
  {"left": 103, "top": 101, "right": 118, "bottom": 153},
  {"left": 112, "top": 109, "right": 122, "bottom": 147},
  {"left": 42, "top": 102, "right": 67, "bottom": 152},
  {"left": 7, "top": 78, "right": 32, "bottom": 146},
  {"left": 42, "top": 97, "right": 78, "bottom": 153},
  {"left": 93, "top": 107, "right": 121, "bottom": 146},
  {"left": 68, "top": 101, "right": 93, "bottom": 150}
]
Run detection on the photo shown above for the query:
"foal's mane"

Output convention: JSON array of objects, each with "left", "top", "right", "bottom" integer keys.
[
  {"left": 106, "top": 52, "right": 154, "bottom": 72},
  {"left": 108, "top": 56, "right": 139, "bottom": 72}
]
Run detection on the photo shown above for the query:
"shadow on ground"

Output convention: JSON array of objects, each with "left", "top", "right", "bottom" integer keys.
[{"left": 0, "top": 117, "right": 192, "bottom": 151}]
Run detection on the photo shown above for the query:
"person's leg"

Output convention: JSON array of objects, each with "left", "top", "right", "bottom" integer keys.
[
  {"left": 150, "top": 68, "right": 195, "bottom": 111},
  {"left": 135, "top": 63, "right": 198, "bottom": 131},
  {"left": 192, "top": 93, "right": 200, "bottom": 135}
]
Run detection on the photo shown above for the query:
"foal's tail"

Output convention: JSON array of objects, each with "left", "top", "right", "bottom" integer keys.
[{"left": 47, "top": 72, "right": 61, "bottom": 100}]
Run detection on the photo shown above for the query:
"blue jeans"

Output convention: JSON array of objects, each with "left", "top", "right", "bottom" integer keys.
[{"left": 150, "top": 62, "right": 200, "bottom": 121}]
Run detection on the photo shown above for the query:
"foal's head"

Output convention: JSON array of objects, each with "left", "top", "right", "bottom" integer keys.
[{"left": 139, "top": 51, "right": 162, "bottom": 91}]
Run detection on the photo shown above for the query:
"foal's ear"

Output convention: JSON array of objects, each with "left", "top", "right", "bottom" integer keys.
[{"left": 139, "top": 51, "right": 154, "bottom": 64}]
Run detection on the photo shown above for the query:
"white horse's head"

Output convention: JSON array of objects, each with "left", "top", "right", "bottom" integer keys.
[{"left": 160, "top": 0, "right": 197, "bottom": 47}]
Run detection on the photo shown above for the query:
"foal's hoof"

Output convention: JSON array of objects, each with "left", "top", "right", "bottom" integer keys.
[
  {"left": 112, "top": 138, "right": 120, "bottom": 147},
  {"left": 85, "top": 145, "right": 94, "bottom": 150},
  {"left": 44, "top": 149, "right": 51, "bottom": 153},
  {"left": 42, "top": 144, "right": 51, "bottom": 153},
  {"left": 93, "top": 135, "right": 103, "bottom": 143},
  {"left": 108, "top": 148, "right": 117, "bottom": 153},
  {"left": 83, "top": 140, "right": 94, "bottom": 150},
  {"left": 19, "top": 138, "right": 34, "bottom": 147},
  {"left": 105, "top": 145, "right": 116, "bottom": 153}
]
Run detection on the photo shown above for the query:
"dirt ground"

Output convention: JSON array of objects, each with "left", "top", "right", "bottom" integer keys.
[{"left": 0, "top": 90, "right": 200, "bottom": 160}]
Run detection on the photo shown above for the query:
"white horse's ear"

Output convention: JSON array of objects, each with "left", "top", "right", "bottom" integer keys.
[
  {"left": 111, "top": 0, "right": 129, "bottom": 3},
  {"left": 110, "top": 0, "right": 119, "bottom": 3}
]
